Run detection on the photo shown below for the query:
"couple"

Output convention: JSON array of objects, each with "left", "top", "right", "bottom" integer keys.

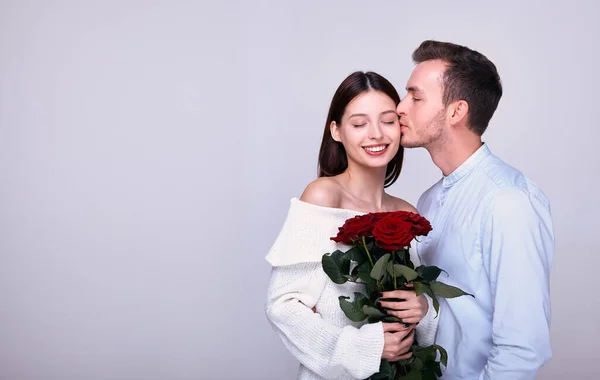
[{"left": 264, "top": 40, "right": 553, "bottom": 380}]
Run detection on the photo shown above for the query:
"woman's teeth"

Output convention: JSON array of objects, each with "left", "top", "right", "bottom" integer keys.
[{"left": 364, "top": 145, "right": 386, "bottom": 152}]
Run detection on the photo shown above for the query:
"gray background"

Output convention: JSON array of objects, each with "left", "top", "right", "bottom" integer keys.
[{"left": 1, "top": 1, "right": 597, "bottom": 379}]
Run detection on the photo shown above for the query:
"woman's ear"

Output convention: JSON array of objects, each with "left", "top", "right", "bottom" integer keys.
[{"left": 330, "top": 121, "right": 341, "bottom": 142}]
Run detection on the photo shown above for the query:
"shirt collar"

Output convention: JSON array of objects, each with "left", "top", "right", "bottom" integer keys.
[{"left": 442, "top": 143, "right": 491, "bottom": 188}]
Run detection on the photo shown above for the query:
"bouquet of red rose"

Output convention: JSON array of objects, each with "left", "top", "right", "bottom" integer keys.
[{"left": 321, "top": 211, "right": 472, "bottom": 380}]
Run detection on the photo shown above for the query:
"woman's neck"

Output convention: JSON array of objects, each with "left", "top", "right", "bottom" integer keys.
[{"left": 339, "top": 164, "right": 388, "bottom": 211}]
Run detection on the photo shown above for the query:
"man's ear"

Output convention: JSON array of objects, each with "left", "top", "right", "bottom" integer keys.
[
  {"left": 448, "top": 100, "right": 469, "bottom": 126},
  {"left": 330, "top": 121, "right": 341, "bottom": 142}
]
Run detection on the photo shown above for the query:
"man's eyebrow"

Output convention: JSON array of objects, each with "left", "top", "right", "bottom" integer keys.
[{"left": 406, "top": 86, "right": 423, "bottom": 94}]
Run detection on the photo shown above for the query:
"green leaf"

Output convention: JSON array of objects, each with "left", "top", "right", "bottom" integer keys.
[
  {"left": 413, "top": 344, "right": 438, "bottom": 363},
  {"left": 431, "top": 296, "right": 440, "bottom": 316},
  {"left": 321, "top": 250, "right": 350, "bottom": 284},
  {"left": 395, "top": 249, "right": 406, "bottom": 262},
  {"left": 369, "top": 359, "right": 392, "bottom": 380},
  {"left": 411, "top": 357, "right": 424, "bottom": 370},
  {"left": 421, "top": 370, "right": 437, "bottom": 380},
  {"left": 396, "top": 367, "right": 422, "bottom": 380},
  {"left": 433, "top": 344, "right": 448, "bottom": 367},
  {"left": 380, "top": 315, "right": 403, "bottom": 323},
  {"left": 387, "top": 263, "right": 419, "bottom": 282},
  {"left": 370, "top": 253, "right": 391, "bottom": 281},
  {"left": 351, "top": 262, "right": 359, "bottom": 276},
  {"left": 365, "top": 239, "right": 377, "bottom": 252},
  {"left": 430, "top": 281, "right": 474, "bottom": 298},
  {"left": 415, "top": 265, "right": 447, "bottom": 282},
  {"left": 357, "top": 261, "right": 376, "bottom": 285},
  {"left": 363, "top": 305, "right": 386, "bottom": 318},
  {"left": 392, "top": 248, "right": 412, "bottom": 268},
  {"left": 422, "top": 285, "right": 440, "bottom": 317},
  {"left": 338, "top": 293, "right": 368, "bottom": 322},
  {"left": 412, "top": 282, "right": 429, "bottom": 297},
  {"left": 344, "top": 245, "right": 366, "bottom": 264},
  {"left": 412, "top": 282, "right": 440, "bottom": 317}
]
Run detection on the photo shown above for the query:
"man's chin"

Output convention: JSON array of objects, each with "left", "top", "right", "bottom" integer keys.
[{"left": 400, "top": 139, "right": 423, "bottom": 149}]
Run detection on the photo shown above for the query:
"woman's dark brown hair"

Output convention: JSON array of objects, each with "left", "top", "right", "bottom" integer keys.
[{"left": 317, "top": 71, "right": 403, "bottom": 188}]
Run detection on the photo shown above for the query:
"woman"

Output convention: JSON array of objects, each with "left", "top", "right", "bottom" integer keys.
[{"left": 265, "top": 71, "right": 438, "bottom": 379}]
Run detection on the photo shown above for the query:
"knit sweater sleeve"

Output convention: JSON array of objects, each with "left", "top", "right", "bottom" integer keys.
[
  {"left": 265, "top": 262, "right": 384, "bottom": 379},
  {"left": 414, "top": 294, "right": 438, "bottom": 347},
  {"left": 409, "top": 244, "right": 439, "bottom": 347},
  {"left": 264, "top": 199, "right": 384, "bottom": 379}
]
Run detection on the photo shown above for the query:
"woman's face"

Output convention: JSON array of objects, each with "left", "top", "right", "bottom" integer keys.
[{"left": 331, "top": 90, "right": 400, "bottom": 171}]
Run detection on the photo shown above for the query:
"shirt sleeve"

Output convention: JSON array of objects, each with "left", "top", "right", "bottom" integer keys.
[
  {"left": 478, "top": 187, "right": 554, "bottom": 380},
  {"left": 265, "top": 262, "right": 385, "bottom": 379}
]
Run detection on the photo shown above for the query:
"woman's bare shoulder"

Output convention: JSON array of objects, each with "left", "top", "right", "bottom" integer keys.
[
  {"left": 387, "top": 195, "right": 419, "bottom": 213},
  {"left": 299, "top": 177, "right": 342, "bottom": 208}
]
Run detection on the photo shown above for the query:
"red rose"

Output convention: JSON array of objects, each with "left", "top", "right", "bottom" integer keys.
[
  {"left": 370, "top": 212, "right": 389, "bottom": 221},
  {"left": 380, "top": 210, "right": 432, "bottom": 237},
  {"left": 331, "top": 213, "right": 376, "bottom": 244},
  {"left": 372, "top": 216, "right": 414, "bottom": 251},
  {"left": 384, "top": 210, "right": 410, "bottom": 219},
  {"left": 404, "top": 212, "right": 432, "bottom": 236}
]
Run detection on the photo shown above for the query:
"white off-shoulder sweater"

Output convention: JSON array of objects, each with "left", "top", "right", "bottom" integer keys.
[{"left": 265, "top": 198, "right": 439, "bottom": 380}]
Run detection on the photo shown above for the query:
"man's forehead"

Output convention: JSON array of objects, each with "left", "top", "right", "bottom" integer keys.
[{"left": 407, "top": 60, "right": 446, "bottom": 92}]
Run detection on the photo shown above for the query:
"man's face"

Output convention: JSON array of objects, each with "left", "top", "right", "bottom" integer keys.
[{"left": 396, "top": 59, "right": 448, "bottom": 148}]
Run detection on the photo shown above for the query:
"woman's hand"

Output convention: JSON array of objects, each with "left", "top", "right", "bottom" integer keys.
[
  {"left": 382, "top": 323, "right": 414, "bottom": 361},
  {"left": 379, "top": 288, "right": 428, "bottom": 324}
]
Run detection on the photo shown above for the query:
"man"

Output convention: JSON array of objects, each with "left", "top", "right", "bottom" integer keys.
[{"left": 396, "top": 40, "right": 554, "bottom": 379}]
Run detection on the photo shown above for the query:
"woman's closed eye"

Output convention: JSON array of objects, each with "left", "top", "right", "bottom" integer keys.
[{"left": 381, "top": 116, "right": 399, "bottom": 125}]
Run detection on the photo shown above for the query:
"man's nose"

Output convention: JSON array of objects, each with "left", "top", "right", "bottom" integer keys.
[{"left": 396, "top": 98, "right": 407, "bottom": 115}]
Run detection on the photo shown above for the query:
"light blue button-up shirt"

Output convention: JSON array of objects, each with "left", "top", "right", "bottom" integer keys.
[{"left": 416, "top": 143, "right": 554, "bottom": 380}]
